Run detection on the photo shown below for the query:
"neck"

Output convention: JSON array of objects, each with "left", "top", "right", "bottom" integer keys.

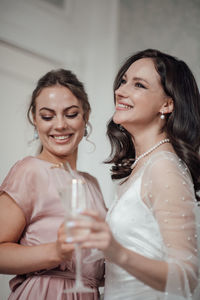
[
  {"left": 131, "top": 130, "right": 168, "bottom": 158},
  {"left": 131, "top": 137, "right": 170, "bottom": 169},
  {"left": 123, "top": 121, "right": 167, "bottom": 155},
  {"left": 37, "top": 151, "right": 77, "bottom": 170}
]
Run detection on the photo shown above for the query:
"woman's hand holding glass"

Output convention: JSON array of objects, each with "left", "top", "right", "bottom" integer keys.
[
  {"left": 66, "top": 211, "right": 124, "bottom": 265},
  {"left": 56, "top": 222, "right": 74, "bottom": 262},
  {"left": 52, "top": 165, "right": 95, "bottom": 293}
]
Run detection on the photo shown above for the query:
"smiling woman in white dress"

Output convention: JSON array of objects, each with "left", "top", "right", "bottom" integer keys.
[{"left": 67, "top": 49, "right": 200, "bottom": 300}]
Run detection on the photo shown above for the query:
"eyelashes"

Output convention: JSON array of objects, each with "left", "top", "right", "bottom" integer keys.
[
  {"left": 120, "top": 78, "right": 126, "bottom": 85},
  {"left": 66, "top": 113, "right": 79, "bottom": 118},
  {"left": 120, "top": 78, "right": 146, "bottom": 89},
  {"left": 135, "top": 82, "right": 146, "bottom": 89},
  {"left": 41, "top": 116, "right": 53, "bottom": 121},
  {"left": 41, "top": 112, "right": 79, "bottom": 121}
]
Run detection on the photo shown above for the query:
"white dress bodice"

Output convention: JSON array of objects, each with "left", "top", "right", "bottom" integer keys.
[
  {"left": 104, "top": 152, "right": 200, "bottom": 300},
  {"left": 104, "top": 169, "right": 165, "bottom": 300}
]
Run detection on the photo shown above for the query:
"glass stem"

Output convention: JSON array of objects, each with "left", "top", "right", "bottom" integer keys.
[{"left": 75, "top": 243, "right": 83, "bottom": 287}]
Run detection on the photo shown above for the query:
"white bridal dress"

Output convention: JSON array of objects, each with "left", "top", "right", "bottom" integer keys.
[{"left": 104, "top": 151, "right": 200, "bottom": 300}]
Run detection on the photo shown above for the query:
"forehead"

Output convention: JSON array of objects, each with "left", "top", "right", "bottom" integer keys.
[
  {"left": 125, "top": 58, "right": 160, "bottom": 83},
  {"left": 36, "top": 85, "right": 81, "bottom": 109}
]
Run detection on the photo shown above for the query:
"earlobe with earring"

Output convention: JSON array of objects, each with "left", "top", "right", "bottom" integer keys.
[
  {"left": 160, "top": 111, "right": 165, "bottom": 120},
  {"left": 33, "top": 127, "right": 39, "bottom": 140},
  {"left": 84, "top": 125, "right": 88, "bottom": 137},
  {"left": 119, "top": 124, "right": 125, "bottom": 132},
  {"left": 83, "top": 123, "right": 96, "bottom": 151},
  {"left": 28, "top": 127, "right": 39, "bottom": 145}
]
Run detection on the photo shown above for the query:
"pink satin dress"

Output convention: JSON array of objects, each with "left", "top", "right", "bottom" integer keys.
[{"left": 0, "top": 157, "right": 106, "bottom": 300}]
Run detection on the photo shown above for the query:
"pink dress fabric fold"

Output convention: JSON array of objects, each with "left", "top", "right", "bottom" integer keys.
[{"left": 0, "top": 157, "right": 106, "bottom": 300}]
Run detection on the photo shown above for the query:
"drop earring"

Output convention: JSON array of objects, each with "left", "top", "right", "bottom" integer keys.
[
  {"left": 28, "top": 127, "right": 39, "bottom": 145},
  {"left": 119, "top": 125, "right": 125, "bottom": 132},
  {"left": 33, "top": 127, "right": 39, "bottom": 140},
  {"left": 84, "top": 125, "right": 88, "bottom": 137},
  {"left": 160, "top": 111, "right": 165, "bottom": 120}
]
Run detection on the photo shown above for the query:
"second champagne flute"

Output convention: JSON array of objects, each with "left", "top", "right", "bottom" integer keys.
[{"left": 58, "top": 174, "right": 94, "bottom": 294}]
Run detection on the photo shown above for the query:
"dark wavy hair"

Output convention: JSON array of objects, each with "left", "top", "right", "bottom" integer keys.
[
  {"left": 27, "top": 68, "right": 90, "bottom": 125},
  {"left": 106, "top": 49, "right": 200, "bottom": 201}
]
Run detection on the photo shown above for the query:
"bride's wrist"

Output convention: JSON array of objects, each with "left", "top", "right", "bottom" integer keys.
[
  {"left": 116, "top": 245, "right": 128, "bottom": 267},
  {"left": 106, "top": 241, "right": 128, "bottom": 267}
]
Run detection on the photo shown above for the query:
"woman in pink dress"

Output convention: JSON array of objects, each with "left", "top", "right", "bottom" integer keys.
[{"left": 0, "top": 69, "right": 106, "bottom": 299}]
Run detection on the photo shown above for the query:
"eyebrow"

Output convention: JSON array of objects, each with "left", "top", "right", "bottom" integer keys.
[
  {"left": 39, "top": 105, "right": 80, "bottom": 113},
  {"left": 123, "top": 74, "right": 149, "bottom": 85},
  {"left": 133, "top": 77, "right": 149, "bottom": 84}
]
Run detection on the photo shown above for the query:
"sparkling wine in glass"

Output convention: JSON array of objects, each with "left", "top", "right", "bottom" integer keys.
[{"left": 53, "top": 165, "right": 94, "bottom": 294}]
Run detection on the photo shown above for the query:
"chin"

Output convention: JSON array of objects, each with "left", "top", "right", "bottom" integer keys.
[
  {"left": 113, "top": 117, "right": 127, "bottom": 126},
  {"left": 113, "top": 111, "right": 131, "bottom": 125},
  {"left": 50, "top": 146, "right": 73, "bottom": 158},
  {"left": 113, "top": 114, "right": 122, "bottom": 125}
]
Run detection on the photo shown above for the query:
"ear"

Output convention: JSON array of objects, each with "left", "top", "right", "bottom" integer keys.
[
  {"left": 84, "top": 112, "right": 90, "bottom": 124},
  {"left": 32, "top": 112, "right": 36, "bottom": 126},
  {"left": 160, "top": 97, "right": 174, "bottom": 114}
]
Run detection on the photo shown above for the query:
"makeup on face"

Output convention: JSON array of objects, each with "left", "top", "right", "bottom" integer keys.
[
  {"left": 113, "top": 58, "right": 167, "bottom": 128},
  {"left": 34, "top": 86, "right": 86, "bottom": 164}
]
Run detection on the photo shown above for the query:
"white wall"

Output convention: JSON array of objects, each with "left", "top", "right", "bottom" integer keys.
[
  {"left": 1, "top": 0, "right": 199, "bottom": 298},
  {"left": 118, "top": 0, "right": 200, "bottom": 85},
  {"left": 0, "top": 0, "right": 118, "bottom": 202},
  {"left": 0, "top": 0, "right": 118, "bottom": 298}
]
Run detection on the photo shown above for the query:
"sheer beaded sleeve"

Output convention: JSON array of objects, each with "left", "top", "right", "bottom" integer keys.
[{"left": 142, "top": 152, "right": 200, "bottom": 300}]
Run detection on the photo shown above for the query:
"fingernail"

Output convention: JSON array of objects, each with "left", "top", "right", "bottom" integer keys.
[
  {"left": 66, "top": 237, "right": 74, "bottom": 243},
  {"left": 66, "top": 221, "right": 75, "bottom": 228}
]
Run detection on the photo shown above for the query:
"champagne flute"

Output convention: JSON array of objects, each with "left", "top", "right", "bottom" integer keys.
[{"left": 52, "top": 165, "right": 94, "bottom": 294}]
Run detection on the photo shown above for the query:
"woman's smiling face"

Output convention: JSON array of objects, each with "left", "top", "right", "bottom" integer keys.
[
  {"left": 113, "top": 58, "right": 168, "bottom": 131},
  {"left": 33, "top": 85, "right": 86, "bottom": 163}
]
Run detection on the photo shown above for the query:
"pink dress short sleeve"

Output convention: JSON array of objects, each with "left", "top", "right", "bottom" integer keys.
[{"left": 0, "top": 157, "right": 106, "bottom": 300}]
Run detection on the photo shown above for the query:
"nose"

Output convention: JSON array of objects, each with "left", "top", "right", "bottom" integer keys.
[
  {"left": 115, "top": 84, "right": 129, "bottom": 98},
  {"left": 55, "top": 116, "right": 67, "bottom": 130}
]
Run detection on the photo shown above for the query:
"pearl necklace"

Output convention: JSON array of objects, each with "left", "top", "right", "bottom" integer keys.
[{"left": 131, "top": 138, "right": 170, "bottom": 169}]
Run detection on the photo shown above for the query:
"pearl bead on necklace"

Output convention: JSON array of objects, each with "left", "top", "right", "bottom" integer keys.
[{"left": 131, "top": 138, "right": 170, "bottom": 169}]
